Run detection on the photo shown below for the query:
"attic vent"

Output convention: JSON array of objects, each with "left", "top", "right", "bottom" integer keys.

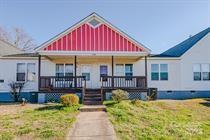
[{"left": 88, "top": 19, "right": 100, "bottom": 27}]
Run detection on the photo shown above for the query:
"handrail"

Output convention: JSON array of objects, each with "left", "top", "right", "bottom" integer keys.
[
  {"left": 100, "top": 75, "right": 147, "bottom": 89},
  {"left": 39, "top": 76, "right": 86, "bottom": 91}
]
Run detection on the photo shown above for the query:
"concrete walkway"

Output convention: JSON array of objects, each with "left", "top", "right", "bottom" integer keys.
[{"left": 68, "top": 112, "right": 116, "bottom": 140}]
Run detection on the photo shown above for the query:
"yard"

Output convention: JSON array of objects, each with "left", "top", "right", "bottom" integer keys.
[
  {"left": 0, "top": 103, "right": 79, "bottom": 140},
  {"left": 105, "top": 99, "right": 210, "bottom": 140}
]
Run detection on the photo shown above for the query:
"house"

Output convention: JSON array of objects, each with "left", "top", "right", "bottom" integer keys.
[
  {"left": 0, "top": 13, "right": 209, "bottom": 103},
  {"left": 148, "top": 27, "right": 210, "bottom": 99},
  {"left": 0, "top": 39, "right": 22, "bottom": 56}
]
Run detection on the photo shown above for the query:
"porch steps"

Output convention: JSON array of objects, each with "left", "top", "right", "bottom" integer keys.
[
  {"left": 83, "top": 89, "right": 103, "bottom": 105},
  {"left": 80, "top": 105, "right": 106, "bottom": 112}
]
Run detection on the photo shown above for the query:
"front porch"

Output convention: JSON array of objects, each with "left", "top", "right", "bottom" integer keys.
[{"left": 38, "top": 55, "right": 148, "bottom": 104}]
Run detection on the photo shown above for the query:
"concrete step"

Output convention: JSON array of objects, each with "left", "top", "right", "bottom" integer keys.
[
  {"left": 84, "top": 97, "right": 102, "bottom": 101},
  {"left": 84, "top": 94, "right": 101, "bottom": 97},
  {"left": 83, "top": 101, "right": 103, "bottom": 105},
  {"left": 80, "top": 105, "right": 106, "bottom": 112}
]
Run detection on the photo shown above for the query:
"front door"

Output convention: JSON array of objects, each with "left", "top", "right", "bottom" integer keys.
[
  {"left": 81, "top": 65, "right": 92, "bottom": 88},
  {"left": 100, "top": 65, "right": 108, "bottom": 84}
]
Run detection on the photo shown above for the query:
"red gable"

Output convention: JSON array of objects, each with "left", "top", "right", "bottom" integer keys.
[{"left": 38, "top": 13, "right": 149, "bottom": 53}]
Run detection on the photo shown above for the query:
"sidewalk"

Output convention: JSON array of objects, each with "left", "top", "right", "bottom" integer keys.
[{"left": 67, "top": 111, "right": 116, "bottom": 140}]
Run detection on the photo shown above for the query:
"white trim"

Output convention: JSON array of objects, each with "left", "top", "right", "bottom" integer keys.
[
  {"left": 35, "top": 13, "right": 151, "bottom": 53},
  {"left": 38, "top": 50, "right": 148, "bottom": 56}
]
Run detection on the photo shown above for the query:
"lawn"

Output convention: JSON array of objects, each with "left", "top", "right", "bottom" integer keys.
[
  {"left": 0, "top": 103, "right": 79, "bottom": 140},
  {"left": 105, "top": 99, "right": 210, "bottom": 140}
]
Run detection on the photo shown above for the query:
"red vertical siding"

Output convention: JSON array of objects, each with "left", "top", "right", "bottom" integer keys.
[{"left": 43, "top": 23, "right": 145, "bottom": 52}]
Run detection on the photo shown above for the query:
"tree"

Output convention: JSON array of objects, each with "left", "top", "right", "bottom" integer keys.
[{"left": 0, "top": 26, "right": 36, "bottom": 51}]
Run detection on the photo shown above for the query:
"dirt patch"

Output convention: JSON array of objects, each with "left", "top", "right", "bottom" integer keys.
[{"left": 0, "top": 103, "right": 44, "bottom": 115}]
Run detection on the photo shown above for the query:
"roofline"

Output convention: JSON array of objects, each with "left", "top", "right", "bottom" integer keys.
[
  {"left": 35, "top": 12, "right": 151, "bottom": 53},
  {"left": 0, "top": 39, "right": 23, "bottom": 52}
]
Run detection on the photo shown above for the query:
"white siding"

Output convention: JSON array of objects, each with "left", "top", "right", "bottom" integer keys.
[
  {"left": 180, "top": 33, "right": 210, "bottom": 90},
  {"left": 0, "top": 58, "right": 38, "bottom": 92}
]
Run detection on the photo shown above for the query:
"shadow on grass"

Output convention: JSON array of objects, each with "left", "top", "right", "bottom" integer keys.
[
  {"left": 200, "top": 102, "right": 210, "bottom": 107},
  {"left": 35, "top": 105, "right": 64, "bottom": 111},
  {"left": 103, "top": 100, "right": 117, "bottom": 107}
]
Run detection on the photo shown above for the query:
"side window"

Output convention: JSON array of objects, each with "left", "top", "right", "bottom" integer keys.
[
  {"left": 17, "top": 63, "right": 26, "bottom": 82},
  {"left": 160, "top": 64, "right": 168, "bottom": 80},
  {"left": 193, "top": 64, "right": 201, "bottom": 81},
  {"left": 201, "top": 64, "right": 210, "bottom": 81},
  {"left": 27, "top": 63, "right": 36, "bottom": 81},
  {"left": 151, "top": 64, "right": 159, "bottom": 80}
]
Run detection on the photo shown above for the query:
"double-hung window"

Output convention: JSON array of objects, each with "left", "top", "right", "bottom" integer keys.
[
  {"left": 151, "top": 64, "right": 168, "bottom": 81},
  {"left": 56, "top": 64, "right": 73, "bottom": 77},
  {"left": 115, "top": 64, "right": 124, "bottom": 76},
  {"left": 151, "top": 64, "right": 159, "bottom": 80},
  {"left": 17, "top": 63, "right": 26, "bottom": 82},
  {"left": 125, "top": 64, "right": 133, "bottom": 80},
  {"left": 193, "top": 64, "right": 210, "bottom": 81},
  {"left": 27, "top": 63, "right": 36, "bottom": 81},
  {"left": 160, "top": 64, "right": 168, "bottom": 80},
  {"left": 17, "top": 63, "right": 36, "bottom": 82},
  {"left": 202, "top": 64, "right": 210, "bottom": 80}
]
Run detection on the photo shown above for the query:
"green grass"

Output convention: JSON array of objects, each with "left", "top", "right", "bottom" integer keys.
[
  {"left": 0, "top": 104, "right": 79, "bottom": 140},
  {"left": 104, "top": 99, "right": 210, "bottom": 140}
]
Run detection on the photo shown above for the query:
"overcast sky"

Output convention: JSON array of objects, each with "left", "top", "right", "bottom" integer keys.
[{"left": 0, "top": 0, "right": 209, "bottom": 53}]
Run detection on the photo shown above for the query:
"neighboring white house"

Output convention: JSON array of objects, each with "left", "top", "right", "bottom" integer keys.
[
  {"left": 0, "top": 13, "right": 209, "bottom": 102},
  {"left": 0, "top": 39, "right": 22, "bottom": 56}
]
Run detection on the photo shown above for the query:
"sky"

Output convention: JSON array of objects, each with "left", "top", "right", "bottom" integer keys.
[{"left": 0, "top": 0, "right": 209, "bottom": 54}]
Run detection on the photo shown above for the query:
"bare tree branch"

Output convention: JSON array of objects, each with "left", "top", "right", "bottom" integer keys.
[{"left": 0, "top": 26, "right": 37, "bottom": 51}]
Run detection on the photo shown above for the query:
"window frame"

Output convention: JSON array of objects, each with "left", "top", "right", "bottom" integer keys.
[
  {"left": 27, "top": 63, "right": 36, "bottom": 82},
  {"left": 193, "top": 63, "right": 210, "bottom": 81},
  {"left": 16, "top": 63, "right": 36, "bottom": 82},
  {"left": 55, "top": 64, "right": 74, "bottom": 77},
  {"left": 151, "top": 64, "right": 168, "bottom": 81}
]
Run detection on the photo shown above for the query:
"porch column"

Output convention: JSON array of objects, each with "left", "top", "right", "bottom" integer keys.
[
  {"left": 145, "top": 56, "right": 148, "bottom": 88},
  {"left": 111, "top": 56, "right": 114, "bottom": 88},
  {"left": 74, "top": 56, "right": 77, "bottom": 88},
  {"left": 38, "top": 55, "right": 41, "bottom": 91}
]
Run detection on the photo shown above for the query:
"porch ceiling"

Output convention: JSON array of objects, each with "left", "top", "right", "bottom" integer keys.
[{"left": 44, "top": 55, "right": 144, "bottom": 63}]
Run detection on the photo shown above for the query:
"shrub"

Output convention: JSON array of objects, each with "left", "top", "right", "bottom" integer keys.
[
  {"left": 60, "top": 94, "right": 79, "bottom": 106},
  {"left": 112, "top": 89, "right": 128, "bottom": 103}
]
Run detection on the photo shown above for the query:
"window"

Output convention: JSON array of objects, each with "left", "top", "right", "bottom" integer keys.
[
  {"left": 125, "top": 64, "right": 133, "bottom": 80},
  {"left": 65, "top": 64, "right": 74, "bottom": 76},
  {"left": 160, "top": 64, "right": 168, "bottom": 80},
  {"left": 27, "top": 63, "right": 36, "bottom": 81},
  {"left": 193, "top": 64, "right": 201, "bottom": 81},
  {"left": 17, "top": 63, "right": 26, "bottom": 82},
  {"left": 193, "top": 64, "right": 210, "bottom": 81},
  {"left": 56, "top": 64, "right": 64, "bottom": 77},
  {"left": 151, "top": 64, "right": 159, "bottom": 80},
  {"left": 202, "top": 64, "right": 210, "bottom": 80},
  {"left": 81, "top": 65, "right": 90, "bottom": 81},
  {"left": 56, "top": 64, "right": 73, "bottom": 77},
  {"left": 151, "top": 64, "right": 168, "bottom": 81},
  {"left": 115, "top": 64, "right": 124, "bottom": 76},
  {"left": 100, "top": 65, "right": 108, "bottom": 81},
  {"left": 88, "top": 18, "right": 100, "bottom": 27}
]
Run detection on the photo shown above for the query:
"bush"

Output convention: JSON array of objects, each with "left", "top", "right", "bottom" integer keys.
[
  {"left": 60, "top": 94, "right": 79, "bottom": 106},
  {"left": 112, "top": 89, "right": 128, "bottom": 103}
]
